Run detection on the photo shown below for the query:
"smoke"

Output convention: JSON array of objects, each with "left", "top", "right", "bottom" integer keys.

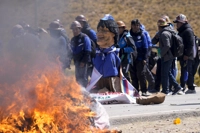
[
  {"left": 0, "top": 0, "right": 35, "bottom": 42},
  {"left": 0, "top": 0, "right": 73, "bottom": 111},
  {"left": 0, "top": 0, "right": 73, "bottom": 43},
  {"left": 0, "top": 0, "right": 74, "bottom": 84}
]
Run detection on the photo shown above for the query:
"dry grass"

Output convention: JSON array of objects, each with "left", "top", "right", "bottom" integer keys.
[{"left": 1, "top": 0, "right": 200, "bottom": 39}]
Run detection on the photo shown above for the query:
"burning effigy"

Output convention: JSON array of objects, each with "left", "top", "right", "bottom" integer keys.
[{"left": 0, "top": 30, "right": 119, "bottom": 133}]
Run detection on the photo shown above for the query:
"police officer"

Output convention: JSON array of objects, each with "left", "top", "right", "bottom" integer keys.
[
  {"left": 129, "top": 19, "right": 149, "bottom": 96},
  {"left": 70, "top": 21, "right": 92, "bottom": 87},
  {"left": 76, "top": 15, "right": 97, "bottom": 77},
  {"left": 117, "top": 21, "right": 137, "bottom": 81},
  {"left": 173, "top": 14, "right": 196, "bottom": 94}
]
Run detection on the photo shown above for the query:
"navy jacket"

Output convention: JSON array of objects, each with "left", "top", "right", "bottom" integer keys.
[
  {"left": 71, "top": 33, "right": 91, "bottom": 63},
  {"left": 130, "top": 29, "right": 148, "bottom": 61}
]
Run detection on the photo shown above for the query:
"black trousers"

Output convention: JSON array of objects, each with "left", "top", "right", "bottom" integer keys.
[
  {"left": 154, "top": 58, "right": 162, "bottom": 92},
  {"left": 130, "top": 60, "right": 147, "bottom": 93},
  {"left": 180, "top": 59, "right": 196, "bottom": 90}
]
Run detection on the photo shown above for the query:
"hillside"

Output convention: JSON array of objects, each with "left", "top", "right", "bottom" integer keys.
[{"left": 1, "top": 0, "right": 200, "bottom": 42}]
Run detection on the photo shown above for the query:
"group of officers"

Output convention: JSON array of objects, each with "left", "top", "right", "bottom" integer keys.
[{"left": 9, "top": 13, "right": 200, "bottom": 96}]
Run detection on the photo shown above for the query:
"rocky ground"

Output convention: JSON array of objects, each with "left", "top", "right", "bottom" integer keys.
[{"left": 110, "top": 111, "right": 200, "bottom": 133}]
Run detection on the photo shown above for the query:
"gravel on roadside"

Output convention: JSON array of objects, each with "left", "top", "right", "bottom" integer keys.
[{"left": 109, "top": 110, "right": 200, "bottom": 133}]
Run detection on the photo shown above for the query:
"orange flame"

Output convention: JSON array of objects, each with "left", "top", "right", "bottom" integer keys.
[
  {"left": 0, "top": 69, "right": 95, "bottom": 132},
  {"left": 0, "top": 43, "right": 99, "bottom": 132},
  {"left": 0, "top": 39, "right": 122, "bottom": 133}
]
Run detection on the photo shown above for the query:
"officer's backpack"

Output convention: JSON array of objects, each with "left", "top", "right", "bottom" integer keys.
[
  {"left": 81, "top": 33, "right": 96, "bottom": 58},
  {"left": 124, "top": 35, "right": 137, "bottom": 62},
  {"left": 163, "top": 30, "right": 184, "bottom": 57}
]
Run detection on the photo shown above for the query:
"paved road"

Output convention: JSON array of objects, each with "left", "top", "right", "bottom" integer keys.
[{"left": 104, "top": 87, "right": 200, "bottom": 122}]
